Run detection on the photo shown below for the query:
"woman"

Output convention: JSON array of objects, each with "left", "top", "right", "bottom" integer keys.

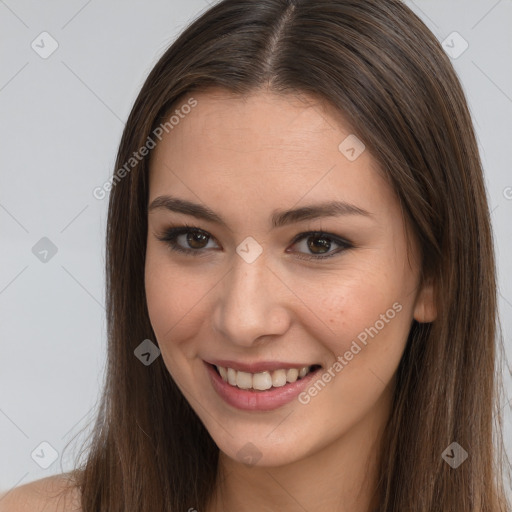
[{"left": 2, "top": 0, "right": 510, "bottom": 510}]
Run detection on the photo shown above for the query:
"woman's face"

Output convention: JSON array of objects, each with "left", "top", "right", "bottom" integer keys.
[{"left": 145, "top": 88, "right": 435, "bottom": 467}]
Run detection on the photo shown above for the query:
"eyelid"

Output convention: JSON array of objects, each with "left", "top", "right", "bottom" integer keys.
[{"left": 288, "top": 230, "right": 352, "bottom": 249}]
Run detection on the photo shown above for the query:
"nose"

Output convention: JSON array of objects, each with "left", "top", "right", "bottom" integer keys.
[{"left": 212, "top": 251, "right": 291, "bottom": 347}]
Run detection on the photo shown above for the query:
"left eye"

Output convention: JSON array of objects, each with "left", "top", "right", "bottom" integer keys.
[
  {"left": 156, "top": 226, "right": 353, "bottom": 260},
  {"left": 288, "top": 231, "right": 352, "bottom": 260}
]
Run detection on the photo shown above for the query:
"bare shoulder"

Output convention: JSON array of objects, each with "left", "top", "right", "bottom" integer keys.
[{"left": 0, "top": 473, "right": 81, "bottom": 512}]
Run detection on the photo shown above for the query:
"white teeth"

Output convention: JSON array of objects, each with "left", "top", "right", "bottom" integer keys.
[
  {"left": 236, "top": 371, "right": 252, "bottom": 389},
  {"left": 215, "top": 364, "right": 315, "bottom": 390},
  {"left": 218, "top": 366, "right": 227, "bottom": 381},
  {"left": 227, "top": 367, "right": 237, "bottom": 386},
  {"left": 272, "top": 369, "right": 287, "bottom": 387},
  {"left": 286, "top": 368, "right": 299, "bottom": 383},
  {"left": 253, "top": 371, "right": 273, "bottom": 390},
  {"left": 298, "top": 367, "right": 308, "bottom": 378}
]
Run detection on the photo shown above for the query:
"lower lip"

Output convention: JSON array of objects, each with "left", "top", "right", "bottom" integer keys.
[{"left": 204, "top": 362, "right": 322, "bottom": 411}]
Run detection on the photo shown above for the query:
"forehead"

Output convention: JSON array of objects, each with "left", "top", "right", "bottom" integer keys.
[{"left": 148, "top": 88, "right": 394, "bottom": 219}]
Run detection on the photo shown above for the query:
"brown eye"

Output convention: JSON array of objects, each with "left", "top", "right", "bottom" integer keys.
[
  {"left": 288, "top": 231, "right": 353, "bottom": 260},
  {"left": 306, "top": 235, "right": 332, "bottom": 254},
  {"left": 156, "top": 226, "right": 220, "bottom": 256},
  {"left": 157, "top": 226, "right": 353, "bottom": 261},
  {"left": 186, "top": 230, "right": 210, "bottom": 249}
]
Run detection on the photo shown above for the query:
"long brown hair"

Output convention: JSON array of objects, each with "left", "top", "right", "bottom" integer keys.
[{"left": 65, "top": 0, "right": 511, "bottom": 510}]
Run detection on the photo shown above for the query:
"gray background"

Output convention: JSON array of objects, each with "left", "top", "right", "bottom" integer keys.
[{"left": 1, "top": 0, "right": 511, "bottom": 493}]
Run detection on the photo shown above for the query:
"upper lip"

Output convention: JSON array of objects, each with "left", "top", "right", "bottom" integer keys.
[{"left": 204, "top": 359, "right": 320, "bottom": 373}]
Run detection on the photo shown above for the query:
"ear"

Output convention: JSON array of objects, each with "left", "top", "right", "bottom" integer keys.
[{"left": 413, "top": 277, "right": 437, "bottom": 323}]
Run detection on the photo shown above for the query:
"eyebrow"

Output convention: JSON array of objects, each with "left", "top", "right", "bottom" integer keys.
[{"left": 148, "top": 195, "right": 372, "bottom": 229}]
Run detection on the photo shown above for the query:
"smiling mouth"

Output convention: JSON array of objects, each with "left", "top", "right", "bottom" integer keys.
[{"left": 211, "top": 363, "right": 322, "bottom": 392}]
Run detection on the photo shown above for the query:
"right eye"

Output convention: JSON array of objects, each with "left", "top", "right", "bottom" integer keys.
[{"left": 156, "top": 224, "right": 220, "bottom": 256}]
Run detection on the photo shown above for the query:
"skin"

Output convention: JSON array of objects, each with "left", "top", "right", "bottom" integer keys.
[
  {"left": 145, "top": 88, "right": 436, "bottom": 512},
  {"left": 0, "top": 475, "right": 80, "bottom": 512}
]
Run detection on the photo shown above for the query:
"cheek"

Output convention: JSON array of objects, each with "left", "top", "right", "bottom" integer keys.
[
  {"left": 308, "top": 263, "right": 416, "bottom": 412},
  {"left": 144, "top": 257, "right": 194, "bottom": 384},
  {"left": 144, "top": 245, "right": 215, "bottom": 359},
  {"left": 298, "top": 281, "right": 411, "bottom": 433},
  {"left": 144, "top": 251, "right": 177, "bottom": 338},
  {"left": 316, "top": 268, "right": 408, "bottom": 349}
]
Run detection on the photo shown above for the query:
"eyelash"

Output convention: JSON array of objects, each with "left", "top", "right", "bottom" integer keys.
[{"left": 155, "top": 223, "right": 354, "bottom": 261}]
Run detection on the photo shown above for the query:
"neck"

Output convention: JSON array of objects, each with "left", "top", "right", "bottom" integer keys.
[{"left": 207, "top": 385, "right": 392, "bottom": 512}]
